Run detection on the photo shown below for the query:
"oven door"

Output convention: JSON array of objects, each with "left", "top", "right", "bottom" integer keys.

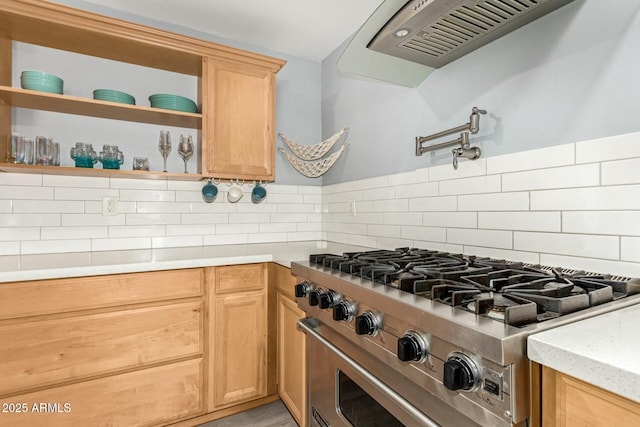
[{"left": 298, "top": 318, "right": 440, "bottom": 427}]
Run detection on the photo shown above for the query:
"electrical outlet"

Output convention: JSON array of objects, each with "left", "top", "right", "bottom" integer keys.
[
  {"left": 349, "top": 198, "right": 357, "bottom": 217},
  {"left": 102, "top": 196, "right": 118, "bottom": 216}
]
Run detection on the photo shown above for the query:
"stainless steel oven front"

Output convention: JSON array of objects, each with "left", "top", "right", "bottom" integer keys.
[{"left": 299, "top": 317, "right": 484, "bottom": 427}]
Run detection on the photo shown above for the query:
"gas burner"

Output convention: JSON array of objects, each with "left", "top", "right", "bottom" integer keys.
[{"left": 464, "top": 293, "right": 540, "bottom": 326}]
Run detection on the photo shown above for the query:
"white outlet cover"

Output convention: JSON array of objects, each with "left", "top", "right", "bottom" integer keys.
[{"left": 102, "top": 196, "right": 118, "bottom": 216}]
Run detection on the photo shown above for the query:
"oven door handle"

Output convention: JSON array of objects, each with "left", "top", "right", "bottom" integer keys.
[{"left": 297, "top": 318, "right": 441, "bottom": 427}]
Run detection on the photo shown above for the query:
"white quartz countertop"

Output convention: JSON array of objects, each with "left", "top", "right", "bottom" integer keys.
[
  {"left": 528, "top": 303, "right": 640, "bottom": 403},
  {"left": 0, "top": 241, "right": 372, "bottom": 283}
]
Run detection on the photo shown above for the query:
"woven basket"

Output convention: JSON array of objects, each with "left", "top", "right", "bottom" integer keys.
[
  {"left": 278, "top": 143, "right": 349, "bottom": 178},
  {"left": 278, "top": 126, "right": 348, "bottom": 161}
]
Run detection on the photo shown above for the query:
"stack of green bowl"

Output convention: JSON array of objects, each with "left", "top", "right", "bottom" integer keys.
[
  {"left": 93, "top": 89, "right": 136, "bottom": 105},
  {"left": 20, "top": 70, "right": 63, "bottom": 94},
  {"left": 149, "top": 94, "right": 198, "bottom": 113}
]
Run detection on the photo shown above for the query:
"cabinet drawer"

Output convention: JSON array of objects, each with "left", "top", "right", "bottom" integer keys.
[
  {"left": 0, "top": 358, "right": 203, "bottom": 426},
  {"left": 0, "top": 268, "right": 204, "bottom": 319},
  {"left": 0, "top": 301, "right": 203, "bottom": 395},
  {"left": 271, "top": 263, "right": 296, "bottom": 299},
  {"left": 215, "top": 264, "right": 265, "bottom": 294}
]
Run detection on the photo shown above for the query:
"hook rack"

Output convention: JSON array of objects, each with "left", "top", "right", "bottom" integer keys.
[{"left": 415, "top": 107, "right": 486, "bottom": 169}]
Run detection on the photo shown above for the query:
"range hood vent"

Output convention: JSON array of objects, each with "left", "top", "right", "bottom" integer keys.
[{"left": 368, "top": 0, "right": 575, "bottom": 68}]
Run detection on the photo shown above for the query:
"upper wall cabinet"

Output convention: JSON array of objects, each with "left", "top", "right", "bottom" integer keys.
[{"left": 0, "top": 0, "right": 285, "bottom": 181}]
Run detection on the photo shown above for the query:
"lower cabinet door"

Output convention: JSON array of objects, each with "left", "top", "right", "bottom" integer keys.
[
  {"left": 212, "top": 292, "right": 267, "bottom": 408},
  {"left": 277, "top": 292, "right": 307, "bottom": 426},
  {"left": 0, "top": 358, "right": 203, "bottom": 426}
]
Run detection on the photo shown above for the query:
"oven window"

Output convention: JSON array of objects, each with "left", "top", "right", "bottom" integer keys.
[{"left": 337, "top": 370, "right": 404, "bottom": 427}]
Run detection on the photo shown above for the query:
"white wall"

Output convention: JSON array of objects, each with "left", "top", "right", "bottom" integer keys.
[{"left": 321, "top": 0, "right": 640, "bottom": 185}]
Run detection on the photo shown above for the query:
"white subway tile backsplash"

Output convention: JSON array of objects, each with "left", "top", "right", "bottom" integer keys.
[
  {"left": 458, "top": 192, "right": 529, "bottom": 212},
  {"left": 409, "top": 196, "right": 457, "bottom": 212},
  {"left": 1, "top": 185, "right": 53, "bottom": 200},
  {"left": 260, "top": 223, "right": 297, "bottom": 233},
  {"left": 43, "top": 175, "right": 109, "bottom": 188},
  {"left": 110, "top": 178, "right": 168, "bottom": 190},
  {"left": 229, "top": 213, "right": 271, "bottom": 224},
  {"left": 303, "top": 194, "right": 322, "bottom": 204},
  {"left": 42, "top": 226, "right": 107, "bottom": 240},
  {"left": 514, "top": 232, "right": 619, "bottom": 260},
  {"left": 85, "top": 201, "right": 136, "bottom": 214},
  {"left": 119, "top": 189, "right": 175, "bottom": 202},
  {"left": 298, "top": 222, "right": 322, "bottom": 232},
  {"left": 395, "top": 182, "right": 438, "bottom": 199},
  {"left": 429, "top": 159, "right": 486, "bottom": 181},
  {"left": 152, "top": 235, "right": 203, "bottom": 248},
  {"left": 13, "top": 200, "right": 84, "bottom": 213},
  {"left": 166, "top": 224, "right": 217, "bottom": 236},
  {"left": 266, "top": 193, "right": 304, "bottom": 204},
  {"left": 92, "top": 237, "right": 151, "bottom": 251},
  {"left": 423, "top": 212, "right": 477, "bottom": 229},
  {"left": 383, "top": 212, "right": 423, "bottom": 226},
  {"left": 268, "top": 184, "right": 301, "bottom": 194},
  {"left": 136, "top": 201, "right": 191, "bottom": 213},
  {"left": 125, "top": 213, "right": 180, "bottom": 225},
  {"left": 55, "top": 187, "right": 118, "bottom": 201},
  {"left": 248, "top": 232, "right": 288, "bottom": 243},
  {"left": 21, "top": 239, "right": 91, "bottom": 254},
  {"left": 288, "top": 231, "right": 323, "bottom": 242},
  {"left": 215, "top": 223, "right": 259, "bottom": 235},
  {"left": 601, "top": 158, "right": 640, "bottom": 185},
  {"left": 463, "top": 246, "right": 540, "bottom": 265},
  {"left": 563, "top": 211, "right": 640, "bottom": 236},
  {"left": 62, "top": 213, "right": 124, "bottom": 226},
  {"left": 621, "top": 237, "right": 640, "bottom": 263},
  {"left": 191, "top": 202, "right": 238, "bottom": 213},
  {"left": 203, "top": 234, "right": 248, "bottom": 245},
  {"left": 531, "top": 185, "right": 640, "bottom": 211},
  {"left": 0, "top": 200, "right": 11, "bottom": 212},
  {"left": 277, "top": 204, "right": 314, "bottom": 213},
  {"left": 478, "top": 212, "right": 561, "bottom": 232},
  {"left": 0, "top": 227, "right": 39, "bottom": 241},
  {"left": 372, "top": 199, "right": 408, "bottom": 212},
  {"left": 367, "top": 224, "right": 402, "bottom": 238},
  {"left": 0, "top": 173, "right": 41, "bottom": 186},
  {"left": 110, "top": 225, "right": 166, "bottom": 238},
  {"left": 502, "top": 164, "right": 599, "bottom": 192},
  {"left": 401, "top": 225, "right": 446, "bottom": 242},
  {"left": 0, "top": 242, "right": 19, "bottom": 255},
  {"left": 439, "top": 175, "right": 500, "bottom": 196},
  {"left": 323, "top": 190, "right": 363, "bottom": 204},
  {"left": 180, "top": 213, "right": 229, "bottom": 225},
  {"left": 363, "top": 186, "right": 395, "bottom": 201},
  {"left": 447, "top": 228, "right": 513, "bottom": 249},
  {"left": 0, "top": 213, "right": 60, "bottom": 227},
  {"left": 576, "top": 131, "right": 640, "bottom": 164},
  {"left": 297, "top": 185, "right": 322, "bottom": 195},
  {"left": 486, "top": 144, "right": 575, "bottom": 174}
]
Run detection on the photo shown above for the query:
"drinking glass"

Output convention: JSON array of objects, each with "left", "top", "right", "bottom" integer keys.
[
  {"left": 177, "top": 135, "right": 194, "bottom": 173},
  {"left": 23, "top": 139, "right": 34, "bottom": 164},
  {"left": 158, "top": 130, "right": 171, "bottom": 172},
  {"left": 9, "top": 133, "right": 22, "bottom": 163},
  {"left": 133, "top": 157, "right": 149, "bottom": 171},
  {"left": 35, "top": 136, "right": 53, "bottom": 165}
]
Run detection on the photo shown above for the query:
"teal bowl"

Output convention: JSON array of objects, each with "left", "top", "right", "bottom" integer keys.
[
  {"left": 21, "top": 70, "right": 63, "bottom": 94},
  {"left": 93, "top": 89, "right": 136, "bottom": 105}
]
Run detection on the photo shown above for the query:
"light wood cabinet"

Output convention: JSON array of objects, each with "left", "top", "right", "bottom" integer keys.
[
  {"left": 202, "top": 57, "right": 276, "bottom": 181},
  {"left": 271, "top": 263, "right": 307, "bottom": 426},
  {"left": 0, "top": 268, "right": 205, "bottom": 426},
  {"left": 540, "top": 366, "right": 640, "bottom": 426},
  {"left": 0, "top": 0, "right": 284, "bottom": 181},
  {"left": 207, "top": 264, "right": 269, "bottom": 410}
]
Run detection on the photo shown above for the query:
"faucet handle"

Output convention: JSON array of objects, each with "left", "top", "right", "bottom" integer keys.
[
  {"left": 452, "top": 148, "right": 460, "bottom": 170},
  {"left": 472, "top": 107, "right": 487, "bottom": 115}
]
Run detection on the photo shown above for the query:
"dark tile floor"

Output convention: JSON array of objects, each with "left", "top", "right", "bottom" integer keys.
[{"left": 198, "top": 400, "right": 298, "bottom": 427}]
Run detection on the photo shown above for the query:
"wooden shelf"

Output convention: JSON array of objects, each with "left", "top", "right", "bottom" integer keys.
[
  {"left": 0, "top": 86, "right": 202, "bottom": 128},
  {"left": 0, "top": 163, "right": 204, "bottom": 181}
]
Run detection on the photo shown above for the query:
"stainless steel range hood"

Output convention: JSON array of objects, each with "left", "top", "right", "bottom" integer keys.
[{"left": 337, "top": 0, "right": 575, "bottom": 87}]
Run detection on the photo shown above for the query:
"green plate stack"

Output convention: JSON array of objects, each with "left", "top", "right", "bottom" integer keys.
[
  {"left": 149, "top": 94, "right": 198, "bottom": 113},
  {"left": 20, "top": 70, "right": 63, "bottom": 94},
  {"left": 93, "top": 89, "right": 136, "bottom": 105}
]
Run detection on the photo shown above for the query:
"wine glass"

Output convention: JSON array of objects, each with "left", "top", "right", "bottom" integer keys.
[
  {"left": 177, "top": 135, "right": 194, "bottom": 173},
  {"left": 158, "top": 130, "right": 171, "bottom": 172}
]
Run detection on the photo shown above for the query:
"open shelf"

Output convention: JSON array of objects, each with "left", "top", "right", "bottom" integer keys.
[
  {"left": 0, "top": 163, "right": 203, "bottom": 181},
  {"left": 0, "top": 86, "right": 202, "bottom": 129}
]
